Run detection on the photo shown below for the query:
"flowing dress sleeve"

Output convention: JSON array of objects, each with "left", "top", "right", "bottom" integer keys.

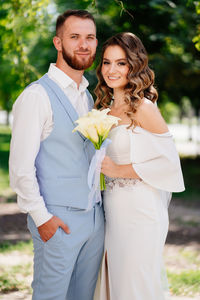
[{"left": 129, "top": 126, "right": 185, "bottom": 193}]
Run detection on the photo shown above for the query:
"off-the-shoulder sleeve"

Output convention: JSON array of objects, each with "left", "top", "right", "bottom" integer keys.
[{"left": 129, "top": 127, "right": 185, "bottom": 192}]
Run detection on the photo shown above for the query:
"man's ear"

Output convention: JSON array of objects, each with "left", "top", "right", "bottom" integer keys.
[{"left": 53, "top": 36, "right": 62, "bottom": 52}]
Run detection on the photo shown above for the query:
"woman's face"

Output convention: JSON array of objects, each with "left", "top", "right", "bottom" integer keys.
[{"left": 101, "top": 45, "right": 129, "bottom": 90}]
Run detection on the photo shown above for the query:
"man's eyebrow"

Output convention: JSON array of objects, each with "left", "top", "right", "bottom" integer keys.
[{"left": 69, "top": 33, "right": 96, "bottom": 37}]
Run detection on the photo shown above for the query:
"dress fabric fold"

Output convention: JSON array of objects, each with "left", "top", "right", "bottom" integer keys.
[
  {"left": 94, "top": 125, "right": 184, "bottom": 300},
  {"left": 130, "top": 126, "right": 185, "bottom": 193}
]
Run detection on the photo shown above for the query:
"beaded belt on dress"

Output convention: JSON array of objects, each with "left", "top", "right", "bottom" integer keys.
[{"left": 105, "top": 176, "right": 143, "bottom": 190}]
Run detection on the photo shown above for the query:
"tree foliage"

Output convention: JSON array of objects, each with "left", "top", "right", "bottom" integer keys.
[
  {"left": 0, "top": 0, "right": 52, "bottom": 115},
  {"left": 92, "top": 0, "right": 200, "bottom": 114},
  {"left": 191, "top": 0, "right": 200, "bottom": 51},
  {"left": 0, "top": 0, "right": 199, "bottom": 118}
]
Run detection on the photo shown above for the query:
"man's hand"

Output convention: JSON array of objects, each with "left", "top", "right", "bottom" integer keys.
[{"left": 38, "top": 216, "right": 70, "bottom": 242}]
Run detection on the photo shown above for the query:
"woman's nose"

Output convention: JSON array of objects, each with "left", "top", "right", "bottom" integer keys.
[{"left": 108, "top": 63, "right": 116, "bottom": 73}]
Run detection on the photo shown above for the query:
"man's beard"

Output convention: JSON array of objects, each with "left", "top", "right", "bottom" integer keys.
[{"left": 62, "top": 46, "right": 95, "bottom": 70}]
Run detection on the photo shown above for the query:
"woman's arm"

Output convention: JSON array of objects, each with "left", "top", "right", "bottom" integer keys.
[
  {"left": 101, "top": 156, "right": 140, "bottom": 179},
  {"left": 101, "top": 99, "right": 169, "bottom": 179},
  {"left": 135, "top": 98, "right": 169, "bottom": 134}
]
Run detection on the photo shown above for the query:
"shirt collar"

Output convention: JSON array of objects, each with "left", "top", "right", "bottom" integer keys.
[{"left": 48, "top": 63, "right": 89, "bottom": 92}]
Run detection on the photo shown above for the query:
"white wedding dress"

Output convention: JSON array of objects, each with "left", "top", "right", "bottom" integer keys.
[{"left": 94, "top": 125, "right": 184, "bottom": 300}]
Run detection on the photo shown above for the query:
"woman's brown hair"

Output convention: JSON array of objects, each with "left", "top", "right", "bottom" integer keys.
[{"left": 94, "top": 32, "right": 158, "bottom": 125}]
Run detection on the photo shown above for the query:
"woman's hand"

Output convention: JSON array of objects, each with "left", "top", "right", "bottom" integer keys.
[
  {"left": 101, "top": 156, "right": 120, "bottom": 178},
  {"left": 101, "top": 155, "right": 141, "bottom": 179}
]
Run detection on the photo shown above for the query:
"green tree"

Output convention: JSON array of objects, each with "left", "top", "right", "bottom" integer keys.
[
  {"left": 0, "top": 0, "right": 52, "bottom": 122},
  {"left": 191, "top": 0, "right": 200, "bottom": 51},
  {"left": 93, "top": 0, "right": 200, "bottom": 115},
  {"left": 53, "top": 0, "right": 200, "bottom": 115},
  {"left": 0, "top": 0, "right": 199, "bottom": 119}
]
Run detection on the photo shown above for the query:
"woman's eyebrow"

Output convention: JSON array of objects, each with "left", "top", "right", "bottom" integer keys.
[{"left": 103, "top": 58, "right": 127, "bottom": 61}]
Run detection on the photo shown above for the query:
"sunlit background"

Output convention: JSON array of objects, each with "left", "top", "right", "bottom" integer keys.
[{"left": 0, "top": 1, "right": 200, "bottom": 299}]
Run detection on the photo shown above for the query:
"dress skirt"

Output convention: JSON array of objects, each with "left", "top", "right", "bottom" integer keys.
[
  {"left": 99, "top": 180, "right": 169, "bottom": 300},
  {"left": 93, "top": 124, "right": 184, "bottom": 300}
]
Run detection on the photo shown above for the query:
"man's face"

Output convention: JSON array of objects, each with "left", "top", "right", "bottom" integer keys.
[{"left": 59, "top": 16, "right": 97, "bottom": 70}]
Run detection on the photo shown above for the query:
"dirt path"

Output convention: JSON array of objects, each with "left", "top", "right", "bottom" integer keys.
[{"left": 0, "top": 293, "right": 197, "bottom": 300}]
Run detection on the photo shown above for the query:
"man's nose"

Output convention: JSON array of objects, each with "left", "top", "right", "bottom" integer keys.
[{"left": 79, "top": 38, "right": 89, "bottom": 49}]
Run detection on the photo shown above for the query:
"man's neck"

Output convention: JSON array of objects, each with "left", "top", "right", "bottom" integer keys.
[{"left": 56, "top": 60, "right": 84, "bottom": 89}]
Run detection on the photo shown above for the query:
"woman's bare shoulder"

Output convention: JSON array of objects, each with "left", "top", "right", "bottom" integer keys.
[{"left": 135, "top": 98, "right": 169, "bottom": 134}]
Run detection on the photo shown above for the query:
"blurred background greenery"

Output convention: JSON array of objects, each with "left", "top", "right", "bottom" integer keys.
[
  {"left": 0, "top": 1, "right": 200, "bottom": 298},
  {"left": 0, "top": 0, "right": 199, "bottom": 202},
  {"left": 0, "top": 0, "right": 200, "bottom": 118}
]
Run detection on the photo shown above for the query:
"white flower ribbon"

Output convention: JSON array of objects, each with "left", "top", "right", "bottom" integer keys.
[{"left": 87, "top": 139, "right": 112, "bottom": 210}]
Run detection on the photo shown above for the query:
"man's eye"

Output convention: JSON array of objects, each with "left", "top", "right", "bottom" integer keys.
[
  {"left": 71, "top": 36, "right": 78, "bottom": 39},
  {"left": 87, "top": 36, "right": 95, "bottom": 40}
]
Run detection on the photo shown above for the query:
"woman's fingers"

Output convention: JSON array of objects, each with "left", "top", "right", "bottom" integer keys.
[{"left": 101, "top": 156, "right": 117, "bottom": 177}]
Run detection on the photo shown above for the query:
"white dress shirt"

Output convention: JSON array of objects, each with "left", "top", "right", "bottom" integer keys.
[{"left": 9, "top": 64, "right": 90, "bottom": 227}]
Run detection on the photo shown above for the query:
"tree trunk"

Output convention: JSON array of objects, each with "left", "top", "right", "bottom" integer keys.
[
  {"left": 198, "top": 109, "right": 200, "bottom": 156},
  {"left": 6, "top": 110, "right": 9, "bottom": 126}
]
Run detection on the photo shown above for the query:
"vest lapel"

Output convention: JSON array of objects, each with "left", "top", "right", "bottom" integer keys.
[
  {"left": 85, "top": 90, "right": 94, "bottom": 111},
  {"left": 42, "top": 74, "right": 78, "bottom": 121},
  {"left": 39, "top": 74, "right": 87, "bottom": 141}
]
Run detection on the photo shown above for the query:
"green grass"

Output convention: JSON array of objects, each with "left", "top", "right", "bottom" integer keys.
[
  {"left": 0, "top": 240, "right": 33, "bottom": 254},
  {"left": 0, "top": 264, "right": 32, "bottom": 293},
  {"left": 168, "top": 270, "right": 200, "bottom": 296},
  {"left": 172, "top": 156, "right": 200, "bottom": 204},
  {"left": 179, "top": 249, "right": 200, "bottom": 266},
  {"left": 0, "top": 125, "right": 11, "bottom": 197},
  {"left": 0, "top": 272, "right": 21, "bottom": 293},
  {"left": 0, "top": 240, "right": 33, "bottom": 293},
  {"left": 12, "top": 263, "right": 32, "bottom": 277},
  {"left": 166, "top": 247, "right": 200, "bottom": 297},
  {"left": 176, "top": 218, "right": 200, "bottom": 227}
]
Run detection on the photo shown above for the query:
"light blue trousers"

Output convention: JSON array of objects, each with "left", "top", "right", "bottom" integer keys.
[{"left": 27, "top": 203, "right": 104, "bottom": 300}]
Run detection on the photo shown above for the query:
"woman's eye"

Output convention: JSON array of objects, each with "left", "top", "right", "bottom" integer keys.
[
  {"left": 103, "top": 61, "right": 109, "bottom": 65},
  {"left": 118, "top": 62, "right": 126, "bottom": 66}
]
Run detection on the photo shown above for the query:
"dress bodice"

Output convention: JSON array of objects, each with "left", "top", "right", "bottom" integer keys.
[
  {"left": 105, "top": 125, "right": 142, "bottom": 190},
  {"left": 105, "top": 124, "right": 185, "bottom": 193},
  {"left": 106, "top": 125, "right": 131, "bottom": 165}
]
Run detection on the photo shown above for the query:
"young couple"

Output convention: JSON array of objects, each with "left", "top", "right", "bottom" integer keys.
[{"left": 9, "top": 9, "right": 185, "bottom": 300}]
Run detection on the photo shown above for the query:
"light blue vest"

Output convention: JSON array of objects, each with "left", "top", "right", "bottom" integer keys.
[{"left": 34, "top": 74, "right": 95, "bottom": 209}]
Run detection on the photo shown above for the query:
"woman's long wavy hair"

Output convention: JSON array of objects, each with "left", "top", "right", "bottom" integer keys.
[{"left": 94, "top": 32, "right": 158, "bottom": 125}]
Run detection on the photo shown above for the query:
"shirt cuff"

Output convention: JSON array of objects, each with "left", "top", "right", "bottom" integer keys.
[{"left": 29, "top": 207, "right": 53, "bottom": 227}]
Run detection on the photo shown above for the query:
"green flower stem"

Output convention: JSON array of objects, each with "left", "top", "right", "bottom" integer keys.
[
  {"left": 91, "top": 136, "right": 106, "bottom": 191},
  {"left": 100, "top": 173, "right": 106, "bottom": 191}
]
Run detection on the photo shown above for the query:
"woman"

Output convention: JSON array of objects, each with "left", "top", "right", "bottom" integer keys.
[{"left": 94, "top": 32, "right": 185, "bottom": 300}]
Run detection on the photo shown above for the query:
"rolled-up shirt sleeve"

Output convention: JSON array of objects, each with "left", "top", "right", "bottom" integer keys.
[{"left": 9, "top": 84, "right": 53, "bottom": 227}]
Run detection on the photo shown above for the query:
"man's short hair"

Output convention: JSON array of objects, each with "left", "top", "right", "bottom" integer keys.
[{"left": 56, "top": 9, "right": 96, "bottom": 36}]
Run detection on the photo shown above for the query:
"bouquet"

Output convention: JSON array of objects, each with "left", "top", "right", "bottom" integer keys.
[{"left": 73, "top": 108, "right": 120, "bottom": 190}]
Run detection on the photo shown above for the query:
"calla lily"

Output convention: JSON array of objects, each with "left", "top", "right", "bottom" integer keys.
[
  {"left": 72, "top": 108, "right": 121, "bottom": 190},
  {"left": 87, "top": 125, "right": 99, "bottom": 144},
  {"left": 73, "top": 125, "right": 89, "bottom": 139}
]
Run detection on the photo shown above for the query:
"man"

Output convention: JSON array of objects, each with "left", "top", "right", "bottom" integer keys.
[{"left": 9, "top": 10, "right": 104, "bottom": 300}]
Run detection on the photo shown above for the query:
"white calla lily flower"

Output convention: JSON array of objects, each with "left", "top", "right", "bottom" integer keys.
[{"left": 72, "top": 108, "right": 121, "bottom": 190}]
